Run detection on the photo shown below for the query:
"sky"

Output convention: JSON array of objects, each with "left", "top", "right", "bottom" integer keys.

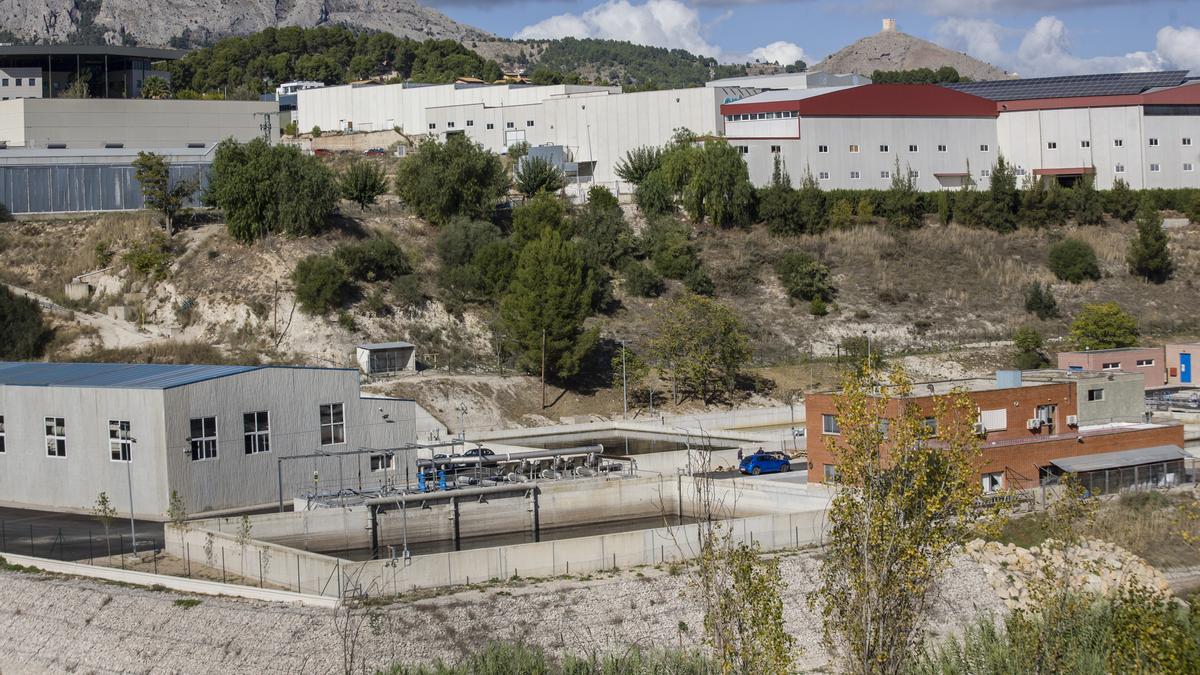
[{"left": 424, "top": 0, "right": 1200, "bottom": 77}]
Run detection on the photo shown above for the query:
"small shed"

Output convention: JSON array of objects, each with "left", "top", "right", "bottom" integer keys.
[{"left": 356, "top": 342, "right": 417, "bottom": 375}]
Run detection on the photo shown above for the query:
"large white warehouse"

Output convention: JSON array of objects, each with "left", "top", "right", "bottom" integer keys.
[{"left": 0, "top": 363, "right": 416, "bottom": 518}]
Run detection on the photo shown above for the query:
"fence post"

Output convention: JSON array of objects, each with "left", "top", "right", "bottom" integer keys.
[
  {"left": 186, "top": 543, "right": 191, "bottom": 577},
  {"left": 296, "top": 554, "right": 301, "bottom": 594},
  {"left": 57, "top": 528, "right": 64, "bottom": 561},
  {"left": 89, "top": 529, "right": 94, "bottom": 565},
  {"left": 119, "top": 534, "right": 125, "bottom": 569},
  {"left": 221, "top": 547, "right": 226, "bottom": 584},
  {"left": 153, "top": 546, "right": 159, "bottom": 575},
  {"left": 258, "top": 549, "right": 264, "bottom": 588},
  {"left": 29, "top": 524, "right": 35, "bottom": 557}
]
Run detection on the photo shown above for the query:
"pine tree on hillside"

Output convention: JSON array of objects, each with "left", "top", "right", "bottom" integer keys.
[{"left": 1127, "top": 198, "right": 1174, "bottom": 284}]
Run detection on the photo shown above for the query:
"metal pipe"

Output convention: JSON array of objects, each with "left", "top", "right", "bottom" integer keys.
[
  {"left": 414, "top": 445, "right": 604, "bottom": 467},
  {"left": 364, "top": 482, "right": 535, "bottom": 507}
]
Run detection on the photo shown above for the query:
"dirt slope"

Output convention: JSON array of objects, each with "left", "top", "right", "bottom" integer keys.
[{"left": 814, "top": 29, "right": 1011, "bottom": 80}]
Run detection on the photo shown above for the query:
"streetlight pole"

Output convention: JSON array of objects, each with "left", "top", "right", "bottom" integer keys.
[
  {"left": 125, "top": 437, "right": 138, "bottom": 555},
  {"left": 621, "top": 341, "right": 628, "bottom": 418}
]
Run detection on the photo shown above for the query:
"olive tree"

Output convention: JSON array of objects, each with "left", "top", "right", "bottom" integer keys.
[
  {"left": 133, "top": 152, "right": 198, "bottom": 236},
  {"left": 649, "top": 294, "right": 751, "bottom": 404}
]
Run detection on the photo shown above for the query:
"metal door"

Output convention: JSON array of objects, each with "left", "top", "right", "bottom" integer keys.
[{"left": 1182, "top": 353, "right": 1192, "bottom": 384}]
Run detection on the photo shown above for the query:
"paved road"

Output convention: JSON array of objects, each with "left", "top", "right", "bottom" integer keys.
[{"left": 0, "top": 506, "right": 164, "bottom": 562}]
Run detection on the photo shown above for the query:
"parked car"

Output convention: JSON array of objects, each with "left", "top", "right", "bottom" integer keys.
[
  {"left": 313, "top": 148, "right": 333, "bottom": 157},
  {"left": 460, "top": 447, "right": 498, "bottom": 466},
  {"left": 739, "top": 451, "right": 792, "bottom": 476},
  {"left": 363, "top": 147, "right": 387, "bottom": 156}
]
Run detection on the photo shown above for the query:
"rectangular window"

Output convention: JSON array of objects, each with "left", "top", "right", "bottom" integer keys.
[
  {"left": 909, "top": 169, "right": 920, "bottom": 179},
  {"left": 0, "top": 415, "right": 5, "bottom": 453},
  {"left": 1136, "top": 358, "right": 1155, "bottom": 367},
  {"left": 823, "top": 464, "right": 839, "bottom": 483},
  {"left": 1150, "top": 163, "right": 1160, "bottom": 172},
  {"left": 938, "top": 144, "right": 948, "bottom": 152},
  {"left": 923, "top": 417, "right": 938, "bottom": 435},
  {"left": 880, "top": 170, "right": 891, "bottom": 179},
  {"left": 1183, "top": 138, "right": 1192, "bottom": 146},
  {"left": 189, "top": 416, "right": 217, "bottom": 461},
  {"left": 427, "top": 123, "right": 435, "bottom": 130},
  {"left": 526, "top": 120, "right": 534, "bottom": 127},
  {"left": 13, "top": 78, "right": 20, "bottom": 86},
  {"left": 770, "top": 145, "right": 780, "bottom": 153},
  {"left": 818, "top": 171, "right": 829, "bottom": 180},
  {"left": 909, "top": 144, "right": 919, "bottom": 152},
  {"left": 186, "top": 143, "right": 205, "bottom": 149},
  {"left": 980, "top": 144, "right": 990, "bottom": 152},
  {"left": 1114, "top": 139, "right": 1124, "bottom": 147},
  {"left": 1101, "top": 362, "right": 1121, "bottom": 371},
  {"left": 736, "top": 145, "right": 748, "bottom": 155},
  {"left": 818, "top": 145, "right": 828, "bottom": 153},
  {"left": 1185, "top": 163, "right": 1195, "bottom": 172},
  {"left": 1047, "top": 141, "right": 1057, "bottom": 149},
  {"left": 822, "top": 413, "right": 840, "bottom": 435},
  {"left": 981, "top": 169, "right": 991, "bottom": 178},
  {"left": 850, "top": 170, "right": 861, "bottom": 179},
  {"left": 486, "top": 123, "right": 494, "bottom": 130},
  {"left": 45, "top": 417, "right": 65, "bottom": 457},
  {"left": 370, "top": 453, "right": 393, "bottom": 472},
  {"left": 1087, "top": 388, "right": 1105, "bottom": 402},
  {"left": 109, "top": 420, "right": 132, "bottom": 462},
  {"left": 1015, "top": 168, "right": 1027, "bottom": 176},
  {"left": 981, "top": 472, "right": 1003, "bottom": 494},
  {"left": 1115, "top": 163, "right": 1125, "bottom": 173},
  {"left": 447, "top": 121, "right": 455, "bottom": 128},
  {"left": 1149, "top": 138, "right": 1159, "bottom": 146},
  {"left": 1081, "top": 140, "right": 1091, "bottom": 148},
  {"left": 466, "top": 120, "right": 474, "bottom": 127},
  {"left": 243, "top": 411, "right": 270, "bottom": 454},
  {"left": 848, "top": 144, "right": 860, "bottom": 153},
  {"left": 879, "top": 144, "right": 889, "bottom": 152},
  {"left": 320, "top": 403, "right": 345, "bottom": 445},
  {"left": 1, "top": 79, "right": 7, "bottom": 86},
  {"left": 506, "top": 122, "right": 514, "bottom": 129}
]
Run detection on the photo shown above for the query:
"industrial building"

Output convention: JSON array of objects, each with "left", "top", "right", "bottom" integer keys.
[
  {"left": 805, "top": 370, "right": 1186, "bottom": 492},
  {"left": 0, "top": 362, "right": 416, "bottom": 519},
  {"left": 1056, "top": 344, "right": 1200, "bottom": 387},
  {"left": 0, "top": 45, "right": 184, "bottom": 99}
]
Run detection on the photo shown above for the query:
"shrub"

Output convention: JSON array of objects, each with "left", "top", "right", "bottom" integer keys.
[
  {"left": 574, "top": 193, "right": 634, "bottom": 269},
  {"left": 394, "top": 134, "right": 509, "bottom": 225},
  {"left": 1073, "top": 175, "right": 1104, "bottom": 225},
  {"left": 390, "top": 274, "right": 426, "bottom": 310},
  {"left": 1107, "top": 178, "right": 1138, "bottom": 222},
  {"left": 0, "top": 285, "right": 51, "bottom": 359},
  {"left": 643, "top": 219, "right": 698, "bottom": 280},
  {"left": 435, "top": 218, "right": 510, "bottom": 302},
  {"left": 1189, "top": 192, "right": 1200, "bottom": 224},
  {"left": 334, "top": 237, "right": 411, "bottom": 282},
  {"left": 635, "top": 170, "right": 674, "bottom": 216},
  {"left": 684, "top": 267, "right": 715, "bottom": 296},
  {"left": 514, "top": 155, "right": 566, "bottom": 198},
  {"left": 1047, "top": 238, "right": 1101, "bottom": 283},
  {"left": 0, "top": 201, "right": 12, "bottom": 223},
  {"left": 123, "top": 232, "right": 172, "bottom": 280},
  {"left": 882, "top": 162, "right": 923, "bottom": 229},
  {"left": 339, "top": 159, "right": 388, "bottom": 211},
  {"left": 1127, "top": 198, "right": 1173, "bottom": 283},
  {"left": 829, "top": 198, "right": 855, "bottom": 229},
  {"left": 1070, "top": 302, "right": 1138, "bottom": 350},
  {"left": 310, "top": 126, "right": 322, "bottom": 138},
  {"left": 774, "top": 251, "right": 834, "bottom": 302},
  {"left": 1012, "top": 326, "right": 1046, "bottom": 370},
  {"left": 855, "top": 197, "right": 874, "bottom": 225},
  {"left": 622, "top": 261, "right": 664, "bottom": 297},
  {"left": 291, "top": 255, "right": 350, "bottom": 315},
  {"left": 506, "top": 141, "right": 529, "bottom": 161},
  {"left": 809, "top": 297, "right": 828, "bottom": 316},
  {"left": 1022, "top": 281, "right": 1059, "bottom": 319},
  {"left": 615, "top": 146, "right": 663, "bottom": 186},
  {"left": 511, "top": 193, "right": 569, "bottom": 247},
  {"left": 94, "top": 241, "right": 114, "bottom": 267}
]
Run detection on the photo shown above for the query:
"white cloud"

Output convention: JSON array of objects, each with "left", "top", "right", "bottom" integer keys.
[
  {"left": 933, "top": 15, "right": 1200, "bottom": 77},
  {"left": 515, "top": 0, "right": 806, "bottom": 65}
]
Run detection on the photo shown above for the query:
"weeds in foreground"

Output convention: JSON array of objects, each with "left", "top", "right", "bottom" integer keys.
[{"left": 383, "top": 642, "right": 713, "bottom": 674}]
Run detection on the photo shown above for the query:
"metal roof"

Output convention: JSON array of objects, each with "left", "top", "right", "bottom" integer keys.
[
  {"left": 358, "top": 342, "right": 414, "bottom": 351},
  {"left": 0, "top": 45, "right": 186, "bottom": 61},
  {"left": 1051, "top": 445, "right": 1184, "bottom": 473},
  {"left": 945, "top": 71, "right": 1189, "bottom": 101},
  {"left": 0, "top": 362, "right": 261, "bottom": 390}
]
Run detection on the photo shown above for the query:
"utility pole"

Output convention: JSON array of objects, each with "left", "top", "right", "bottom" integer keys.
[
  {"left": 541, "top": 328, "right": 547, "bottom": 410},
  {"left": 124, "top": 438, "right": 138, "bottom": 555},
  {"left": 621, "top": 341, "right": 628, "bottom": 418}
]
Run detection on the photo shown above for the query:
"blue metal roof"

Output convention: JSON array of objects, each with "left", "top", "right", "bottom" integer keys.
[{"left": 0, "top": 362, "right": 263, "bottom": 390}]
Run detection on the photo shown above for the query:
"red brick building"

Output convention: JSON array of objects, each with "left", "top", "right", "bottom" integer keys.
[{"left": 805, "top": 370, "right": 1185, "bottom": 492}]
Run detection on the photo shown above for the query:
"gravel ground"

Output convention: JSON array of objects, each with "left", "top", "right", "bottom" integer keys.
[{"left": 0, "top": 551, "right": 997, "bottom": 674}]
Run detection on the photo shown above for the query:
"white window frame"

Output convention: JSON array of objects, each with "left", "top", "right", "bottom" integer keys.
[
  {"left": 822, "top": 414, "right": 840, "bottom": 435},
  {"left": 189, "top": 416, "right": 218, "bottom": 461},
  {"left": 980, "top": 144, "right": 990, "bottom": 152},
  {"left": 880, "top": 170, "right": 891, "bottom": 179},
  {"left": 937, "top": 144, "right": 948, "bottom": 152},
  {"left": 1149, "top": 138, "right": 1159, "bottom": 147},
  {"left": 1185, "top": 163, "right": 1194, "bottom": 172},
  {"left": 817, "top": 145, "right": 828, "bottom": 153},
  {"left": 908, "top": 144, "right": 919, "bottom": 152},
  {"left": 879, "top": 144, "right": 889, "bottom": 152},
  {"left": 818, "top": 171, "right": 830, "bottom": 180},
  {"left": 1081, "top": 140, "right": 1091, "bottom": 148},
  {"left": 981, "top": 471, "right": 1003, "bottom": 494},
  {"left": 736, "top": 145, "right": 748, "bottom": 155},
  {"left": 370, "top": 453, "right": 394, "bottom": 472},
  {"left": 981, "top": 169, "right": 991, "bottom": 178},
  {"left": 243, "top": 411, "right": 271, "bottom": 454},
  {"left": 466, "top": 120, "right": 474, "bottom": 127},
  {"left": 1115, "top": 164, "right": 1125, "bottom": 174},
  {"left": 909, "top": 169, "right": 920, "bottom": 179},
  {"left": 506, "top": 121, "right": 514, "bottom": 129},
  {"left": 486, "top": 123, "right": 494, "bottom": 130},
  {"left": 427, "top": 123, "right": 436, "bottom": 130},
  {"left": 848, "top": 144, "right": 860, "bottom": 153},
  {"left": 45, "top": 416, "right": 65, "bottom": 458},
  {"left": 823, "top": 464, "right": 839, "bottom": 483},
  {"left": 109, "top": 420, "right": 132, "bottom": 462},
  {"left": 1101, "top": 362, "right": 1121, "bottom": 371},
  {"left": 1087, "top": 388, "right": 1105, "bottom": 402},
  {"left": 850, "top": 170, "right": 861, "bottom": 180},
  {"left": 526, "top": 120, "right": 534, "bottom": 127},
  {"left": 1183, "top": 137, "right": 1192, "bottom": 146},
  {"left": 320, "top": 403, "right": 346, "bottom": 446},
  {"left": 770, "top": 145, "right": 780, "bottom": 153},
  {"left": 1047, "top": 141, "right": 1057, "bottom": 149},
  {"left": 1150, "top": 163, "right": 1160, "bottom": 172},
  {"left": 1136, "top": 358, "right": 1155, "bottom": 367},
  {"left": 1114, "top": 139, "right": 1124, "bottom": 147}
]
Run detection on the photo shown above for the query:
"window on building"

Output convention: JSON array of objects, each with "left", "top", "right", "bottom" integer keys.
[
  {"left": 1101, "top": 362, "right": 1121, "bottom": 371},
  {"left": 447, "top": 121, "right": 455, "bottom": 129},
  {"left": 189, "top": 416, "right": 217, "bottom": 461},
  {"left": 908, "top": 144, "right": 919, "bottom": 152},
  {"left": 880, "top": 170, "right": 891, "bottom": 179},
  {"left": 879, "top": 144, "right": 889, "bottom": 152},
  {"left": 818, "top": 145, "right": 828, "bottom": 153},
  {"left": 736, "top": 145, "right": 748, "bottom": 155},
  {"left": 981, "top": 472, "right": 1003, "bottom": 494},
  {"left": 1047, "top": 141, "right": 1057, "bottom": 149},
  {"left": 823, "top": 464, "right": 839, "bottom": 483},
  {"left": 980, "top": 144, "right": 990, "bottom": 152},
  {"left": 850, "top": 170, "right": 861, "bottom": 179},
  {"left": 1183, "top": 138, "right": 1192, "bottom": 146},
  {"left": 1149, "top": 138, "right": 1159, "bottom": 146},
  {"left": 0, "top": 415, "right": 4, "bottom": 453},
  {"left": 1, "top": 79, "right": 7, "bottom": 86},
  {"left": 1150, "top": 163, "right": 1161, "bottom": 172},
  {"left": 506, "top": 122, "right": 514, "bottom": 129},
  {"left": 370, "top": 453, "right": 394, "bottom": 472},
  {"left": 486, "top": 123, "right": 494, "bottom": 130},
  {"left": 1136, "top": 358, "right": 1155, "bottom": 367},
  {"left": 849, "top": 144, "right": 860, "bottom": 153},
  {"left": 13, "top": 78, "right": 20, "bottom": 86},
  {"left": 938, "top": 144, "right": 948, "bottom": 152},
  {"left": 822, "top": 414, "right": 840, "bottom": 434},
  {"left": 47, "top": 143, "right": 66, "bottom": 149},
  {"left": 923, "top": 417, "right": 938, "bottom": 435},
  {"left": 1114, "top": 139, "right": 1124, "bottom": 147},
  {"left": 1015, "top": 168, "right": 1026, "bottom": 176},
  {"left": 466, "top": 120, "right": 474, "bottom": 127},
  {"left": 818, "top": 171, "right": 830, "bottom": 180},
  {"left": 320, "top": 403, "right": 345, "bottom": 445},
  {"left": 1185, "top": 163, "right": 1195, "bottom": 172},
  {"left": 981, "top": 169, "right": 991, "bottom": 178},
  {"left": 1087, "top": 388, "right": 1105, "bottom": 402},
  {"left": 878, "top": 419, "right": 890, "bottom": 438},
  {"left": 770, "top": 145, "right": 780, "bottom": 153},
  {"left": 526, "top": 120, "right": 534, "bottom": 127},
  {"left": 1081, "top": 140, "right": 1091, "bottom": 148},
  {"left": 909, "top": 169, "right": 920, "bottom": 179},
  {"left": 109, "top": 420, "right": 132, "bottom": 462},
  {"left": 427, "top": 123, "right": 436, "bottom": 130},
  {"left": 243, "top": 411, "right": 270, "bottom": 454},
  {"left": 45, "top": 417, "right": 65, "bottom": 457},
  {"left": 1115, "top": 163, "right": 1126, "bottom": 173}
]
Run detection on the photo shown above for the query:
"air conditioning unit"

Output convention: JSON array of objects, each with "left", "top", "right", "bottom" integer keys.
[
  {"left": 1026, "top": 418, "right": 1043, "bottom": 431},
  {"left": 1066, "top": 415, "right": 1079, "bottom": 427},
  {"left": 973, "top": 422, "right": 987, "bottom": 436}
]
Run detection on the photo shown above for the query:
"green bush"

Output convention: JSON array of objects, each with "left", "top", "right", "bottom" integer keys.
[
  {"left": 511, "top": 193, "right": 569, "bottom": 247},
  {"left": 1127, "top": 198, "right": 1174, "bottom": 284},
  {"left": 1022, "top": 281, "right": 1059, "bottom": 319},
  {"left": 809, "top": 297, "right": 828, "bottom": 316},
  {"left": 621, "top": 261, "right": 664, "bottom": 297},
  {"left": 395, "top": 134, "right": 509, "bottom": 225},
  {"left": 1070, "top": 302, "right": 1138, "bottom": 350},
  {"left": 0, "top": 285, "right": 51, "bottom": 359},
  {"left": 684, "top": 267, "right": 715, "bottom": 296},
  {"left": 574, "top": 194, "right": 634, "bottom": 269},
  {"left": 514, "top": 155, "right": 566, "bottom": 197},
  {"left": 334, "top": 237, "right": 411, "bottom": 282},
  {"left": 634, "top": 170, "right": 674, "bottom": 216},
  {"left": 1107, "top": 178, "right": 1138, "bottom": 222},
  {"left": 1047, "top": 238, "right": 1101, "bottom": 283},
  {"left": 1012, "top": 326, "right": 1046, "bottom": 370},
  {"left": 0, "top": 201, "right": 11, "bottom": 223},
  {"left": 123, "top": 232, "right": 173, "bottom": 280},
  {"left": 291, "top": 255, "right": 350, "bottom": 315},
  {"left": 435, "top": 218, "right": 513, "bottom": 303},
  {"left": 390, "top": 274, "right": 426, "bottom": 310},
  {"left": 774, "top": 251, "right": 834, "bottom": 302},
  {"left": 339, "top": 159, "right": 388, "bottom": 211},
  {"left": 614, "top": 146, "right": 662, "bottom": 186}
]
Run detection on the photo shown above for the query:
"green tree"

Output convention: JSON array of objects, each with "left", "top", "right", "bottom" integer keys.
[
  {"left": 621, "top": 261, "right": 664, "bottom": 297},
  {"left": 435, "top": 218, "right": 511, "bottom": 303},
  {"left": 983, "top": 155, "right": 1020, "bottom": 232},
  {"left": 1107, "top": 178, "right": 1138, "bottom": 222},
  {"left": 0, "top": 285, "right": 50, "bottom": 359},
  {"left": 511, "top": 193, "right": 569, "bottom": 248},
  {"left": 339, "top": 159, "right": 388, "bottom": 211},
  {"left": 394, "top": 135, "right": 508, "bottom": 225},
  {"left": 828, "top": 198, "right": 855, "bottom": 229},
  {"left": 814, "top": 366, "right": 995, "bottom": 675},
  {"left": 166, "top": 489, "right": 189, "bottom": 549},
  {"left": 514, "top": 156, "right": 566, "bottom": 198},
  {"left": 499, "top": 229, "right": 599, "bottom": 380},
  {"left": 1012, "top": 326, "right": 1047, "bottom": 370},
  {"left": 774, "top": 251, "right": 834, "bottom": 302},
  {"left": 701, "top": 540, "right": 796, "bottom": 673},
  {"left": 1070, "top": 302, "right": 1138, "bottom": 350},
  {"left": 634, "top": 170, "right": 674, "bottom": 216},
  {"left": 615, "top": 146, "right": 663, "bottom": 186},
  {"left": 1127, "top": 198, "right": 1174, "bottom": 283},
  {"left": 93, "top": 492, "right": 118, "bottom": 558},
  {"left": 205, "top": 138, "right": 338, "bottom": 243},
  {"left": 1072, "top": 175, "right": 1104, "bottom": 225},
  {"left": 611, "top": 344, "right": 651, "bottom": 406},
  {"left": 1047, "top": 238, "right": 1101, "bottom": 283},
  {"left": 334, "top": 237, "right": 411, "bottom": 282},
  {"left": 575, "top": 189, "right": 634, "bottom": 268},
  {"left": 883, "top": 160, "right": 923, "bottom": 229},
  {"left": 641, "top": 217, "right": 698, "bottom": 280},
  {"left": 132, "top": 152, "right": 198, "bottom": 236},
  {"left": 140, "top": 76, "right": 171, "bottom": 99},
  {"left": 506, "top": 141, "right": 530, "bottom": 161},
  {"left": 291, "top": 255, "right": 350, "bottom": 315},
  {"left": 650, "top": 294, "right": 750, "bottom": 404},
  {"left": 1022, "top": 281, "right": 1059, "bottom": 320},
  {"left": 681, "top": 141, "right": 755, "bottom": 228},
  {"left": 855, "top": 196, "right": 875, "bottom": 226}
]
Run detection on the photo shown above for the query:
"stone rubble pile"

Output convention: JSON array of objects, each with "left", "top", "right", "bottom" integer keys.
[{"left": 964, "top": 538, "right": 1171, "bottom": 610}]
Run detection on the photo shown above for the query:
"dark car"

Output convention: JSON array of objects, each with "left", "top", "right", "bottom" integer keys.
[
  {"left": 739, "top": 452, "right": 792, "bottom": 476},
  {"left": 363, "top": 147, "right": 387, "bottom": 156}
]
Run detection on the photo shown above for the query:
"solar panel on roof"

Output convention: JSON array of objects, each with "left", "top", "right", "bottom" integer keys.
[{"left": 945, "top": 71, "right": 1189, "bottom": 101}]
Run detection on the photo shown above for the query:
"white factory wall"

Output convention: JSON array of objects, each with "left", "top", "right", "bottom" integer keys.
[
  {"left": 0, "top": 67, "right": 42, "bottom": 100},
  {"left": 0, "top": 385, "right": 170, "bottom": 517},
  {"left": 1143, "top": 114, "right": 1200, "bottom": 188},
  {"left": 738, "top": 116, "right": 998, "bottom": 191},
  {"left": 162, "top": 368, "right": 417, "bottom": 515}
]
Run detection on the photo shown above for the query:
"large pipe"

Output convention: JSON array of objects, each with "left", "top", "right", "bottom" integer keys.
[
  {"left": 414, "top": 445, "right": 604, "bottom": 468},
  {"left": 364, "top": 482, "right": 536, "bottom": 507}
]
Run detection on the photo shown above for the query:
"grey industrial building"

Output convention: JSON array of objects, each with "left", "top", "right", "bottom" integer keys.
[{"left": 0, "top": 363, "right": 416, "bottom": 519}]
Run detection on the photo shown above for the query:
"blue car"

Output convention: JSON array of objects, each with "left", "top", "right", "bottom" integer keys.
[{"left": 739, "top": 451, "right": 792, "bottom": 475}]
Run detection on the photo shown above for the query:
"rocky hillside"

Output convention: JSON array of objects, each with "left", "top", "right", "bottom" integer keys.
[
  {"left": 0, "top": 0, "right": 489, "bottom": 46},
  {"left": 813, "top": 28, "right": 1010, "bottom": 80}
]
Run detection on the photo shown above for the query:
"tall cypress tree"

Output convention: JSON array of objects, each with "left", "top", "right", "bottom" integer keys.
[{"left": 1127, "top": 198, "right": 1174, "bottom": 283}]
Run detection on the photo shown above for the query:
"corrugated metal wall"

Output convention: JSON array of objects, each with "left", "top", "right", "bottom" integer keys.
[{"left": 0, "top": 163, "right": 209, "bottom": 214}]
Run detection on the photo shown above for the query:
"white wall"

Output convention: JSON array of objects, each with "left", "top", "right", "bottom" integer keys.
[{"left": 0, "top": 68, "right": 42, "bottom": 100}]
